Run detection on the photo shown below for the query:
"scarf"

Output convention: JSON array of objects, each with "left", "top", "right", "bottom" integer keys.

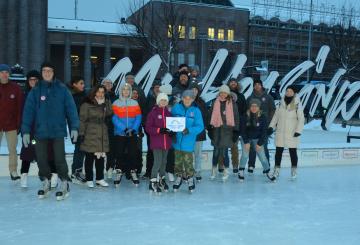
[
  {"left": 95, "top": 97, "right": 105, "bottom": 105},
  {"left": 284, "top": 96, "right": 293, "bottom": 105},
  {"left": 210, "top": 96, "right": 235, "bottom": 127}
]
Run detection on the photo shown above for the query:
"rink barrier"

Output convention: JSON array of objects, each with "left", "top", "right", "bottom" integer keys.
[{"left": 0, "top": 147, "right": 359, "bottom": 176}]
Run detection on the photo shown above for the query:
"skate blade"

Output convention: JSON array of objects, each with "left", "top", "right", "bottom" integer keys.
[{"left": 56, "top": 192, "right": 69, "bottom": 201}]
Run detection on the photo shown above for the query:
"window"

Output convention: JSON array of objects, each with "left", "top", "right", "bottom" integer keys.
[
  {"left": 189, "top": 26, "right": 196, "bottom": 39},
  {"left": 178, "top": 53, "right": 185, "bottom": 65},
  {"left": 218, "top": 29, "right": 224, "bottom": 40},
  {"left": 227, "top": 29, "right": 234, "bottom": 41},
  {"left": 208, "top": 28, "right": 215, "bottom": 39},
  {"left": 178, "top": 25, "right": 186, "bottom": 39},
  {"left": 188, "top": 53, "right": 195, "bottom": 66},
  {"left": 167, "top": 25, "right": 173, "bottom": 38}
]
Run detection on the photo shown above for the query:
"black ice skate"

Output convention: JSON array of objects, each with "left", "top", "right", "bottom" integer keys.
[
  {"left": 130, "top": 170, "right": 140, "bottom": 186},
  {"left": 38, "top": 179, "right": 50, "bottom": 199},
  {"left": 264, "top": 169, "right": 276, "bottom": 182},
  {"left": 187, "top": 176, "right": 195, "bottom": 193},
  {"left": 114, "top": 169, "right": 123, "bottom": 187},
  {"left": 159, "top": 176, "right": 169, "bottom": 192},
  {"left": 10, "top": 171, "right": 20, "bottom": 181},
  {"left": 238, "top": 169, "right": 245, "bottom": 182},
  {"left": 173, "top": 176, "right": 182, "bottom": 192},
  {"left": 55, "top": 180, "right": 70, "bottom": 201},
  {"left": 149, "top": 178, "right": 161, "bottom": 193}
]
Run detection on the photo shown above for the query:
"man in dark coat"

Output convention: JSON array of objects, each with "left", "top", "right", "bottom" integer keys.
[
  {"left": 22, "top": 62, "right": 79, "bottom": 200},
  {"left": 246, "top": 78, "right": 275, "bottom": 173},
  {"left": 0, "top": 64, "right": 24, "bottom": 181}
]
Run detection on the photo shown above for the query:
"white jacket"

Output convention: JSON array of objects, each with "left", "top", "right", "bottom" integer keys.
[{"left": 269, "top": 95, "right": 305, "bottom": 148}]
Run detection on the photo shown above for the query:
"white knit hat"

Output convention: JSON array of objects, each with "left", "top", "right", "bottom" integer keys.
[
  {"left": 156, "top": 92, "right": 169, "bottom": 105},
  {"left": 218, "top": 84, "right": 230, "bottom": 95}
]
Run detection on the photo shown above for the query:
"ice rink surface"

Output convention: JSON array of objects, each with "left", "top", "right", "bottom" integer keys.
[{"left": 0, "top": 165, "right": 359, "bottom": 245}]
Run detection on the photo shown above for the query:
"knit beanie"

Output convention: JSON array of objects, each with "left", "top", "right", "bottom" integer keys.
[
  {"left": 0, "top": 64, "right": 10, "bottom": 73},
  {"left": 156, "top": 92, "right": 169, "bottom": 105},
  {"left": 249, "top": 98, "right": 261, "bottom": 108},
  {"left": 218, "top": 84, "right": 231, "bottom": 95},
  {"left": 182, "top": 89, "right": 195, "bottom": 99}
]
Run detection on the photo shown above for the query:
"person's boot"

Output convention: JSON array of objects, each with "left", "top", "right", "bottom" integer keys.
[
  {"left": 291, "top": 167, "right": 297, "bottom": 180},
  {"left": 264, "top": 169, "right": 276, "bottom": 182},
  {"left": 96, "top": 179, "right": 109, "bottom": 187},
  {"left": 50, "top": 173, "right": 58, "bottom": 189},
  {"left": 20, "top": 173, "right": 28, "bottom": 188},
  {"left": 55, "top": 180, "right": 70, "bottom": 201},
  {"left": 130, "top": 170, "right": 140, "bottom": 186},
  {"left": 10, "top": 171, "right": 20, "bottom": 181},
  {"left": 238, "top": 168, "right": 245, "bottom": 182},
  {"left": 210, "top": 167, "right": 217, "bottom": 180},
  {"left": 273, "top": 167, "right": 280, "bottom": 179},
  {"left": 114, "top": 169, "right": 123, "bottom": 188},
  {"left": 158, "top": 176, "right": 169, "bottom": 192},
  {"left": 222, "top": 168, "right": 229, "bottom": 181},
  {"left": 187, "top": 176, "right": 195, "bottom": 193},
  {"left": 38, "top": 178, "right": 50, "bottom": 199},
  {"left": 173, "top": 175, "right": 183, "bottom": 192},
  {"left": 149, "top": 178, "right": 161, "bottom": 193}
]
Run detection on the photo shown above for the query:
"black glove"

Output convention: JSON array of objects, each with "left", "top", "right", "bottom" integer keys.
[
  {"left": 138, "top": 131, "right": 144, "bottom": 138},
  {"left": 168, "top": 130, "right": 176, "bottom": 137},
  {"left": 159, "top": 128, "right": 168, "bottom": 134},
  {"left": 232, "top": 130, "right": 239, "bottom": 143},
  {"left": 267, "top": 127, "right": 274, "bottom": 136},
  {"left": 125, "top": 129, "right": 134, "bottom": 137},
  {"left": 182, "top": 128, "right": 189, "bottom": 135},
  {"left": 294, "top": 132, "right": 301, "bottom": 137},
  {"left": 78, "top": 135, "right": 85, "bottom": 143}
]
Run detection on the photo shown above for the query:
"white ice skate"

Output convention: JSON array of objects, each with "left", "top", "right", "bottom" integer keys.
[
  {"left": 222, "top": 168, "right": 229, "bottom": 182},
  {"left": 86, "top": 181, "right": 94, "bottom": 188},
  {"left": 50, "top": 173, "right": 58, "bottom": 189},
  {"left": 290, "top": 167, "right": 297, "bottom": 180},
  {"left": 210, "top": 167, "right": 217, "bottom": 180},
  {"left": 96, "top": 179, "right": 109, "bottom": 187},
  {"left": 56, "top": 180, "right": 70, "bottom": 201},
  {"left": 21, "top": 173, "right": 28, "bottom": 188},
  {"left": 38, "top": 179, "right": 50, "bottom": 199}
]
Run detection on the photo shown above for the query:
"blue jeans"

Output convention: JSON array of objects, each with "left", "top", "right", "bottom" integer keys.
[
  {"left": 239, "top": 138, "right": 270, "bottom": 171},
  {"left": 194, "top": 141, "right": 203, "bottom": 173}
]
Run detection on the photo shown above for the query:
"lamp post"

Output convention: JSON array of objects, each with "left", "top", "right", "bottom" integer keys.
[{"left": 307, "top": 0, "right": 313, "bottom": 83}]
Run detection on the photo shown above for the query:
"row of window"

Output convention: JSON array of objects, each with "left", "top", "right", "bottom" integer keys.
[{"left": 167, "top": 25, "right": 235, "bottom": 41}]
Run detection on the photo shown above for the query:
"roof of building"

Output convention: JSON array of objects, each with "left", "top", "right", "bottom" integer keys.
[
  {"left": 48, "top": 18, "right": 137, "bottom": 36},
  {"left": 178, "top": 0, "right": 234, "bottom": 6}
]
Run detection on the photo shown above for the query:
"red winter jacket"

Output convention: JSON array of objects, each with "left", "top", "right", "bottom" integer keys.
[{"left": 0, "top": 82, "right": 23, "bottom": 131}]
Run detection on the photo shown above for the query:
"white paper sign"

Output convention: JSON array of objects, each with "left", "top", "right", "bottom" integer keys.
[{"left": 166, "top": 117, "right": 186, "bottom": 132}]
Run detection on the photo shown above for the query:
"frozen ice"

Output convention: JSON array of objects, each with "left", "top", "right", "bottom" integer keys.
[{"left": 0, "top": 165, "right": 359, "bottom": 245}]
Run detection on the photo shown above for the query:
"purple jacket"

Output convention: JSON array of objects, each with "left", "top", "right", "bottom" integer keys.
[{"left": 145, "top": 106, "right": 172, "bottom": 150}]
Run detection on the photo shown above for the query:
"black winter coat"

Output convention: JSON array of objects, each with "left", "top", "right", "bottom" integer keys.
[{"left": 240, "top": 113, "right": 268, "bottom": 146}]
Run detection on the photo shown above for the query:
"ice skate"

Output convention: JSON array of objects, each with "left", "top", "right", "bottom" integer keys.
[
  {"left": 210, "top": 167, "right": 217, "bottom": 180},
  {"left": 130, "top": 170, "right": 140, "bottom": 186},
  {"left": 232, "top": 168, "right": 239, "bottom": 174},
  {"left": 71, "top": 172, "right": 86, "bottom": 185},
  {"left": 290, "top": 167, "right": 297, "bottom": 180},
  {"left": 86, "top": 181, "right": 94, "bottom": 188},
  {"left": 248, "top": 166, "right": 254, "bottom": 174},
  {"left": 167, "top": 172, "right": 175, "bottom": 182},
  {"left": 38, "top": 179, "right": 50, "bottom": 199},
  {"left": 96, "top": 179, "right": 109, "bottom": 187},
  {"left": 55, "top": 180, "right": 70, "bottom": 201},
  {"left": 159, "top": 176, "right": 169, "bottom": 192},
  {"left": 149, "top": 178, "right": 161, "bottom": 193},
  {"left": 195, "top": 172, "right": 202, "bottom": 182},
  {"left": 173, "top": 176, "right": 182, "bottom": 192},
  {"left": 113, "top": 169, "right": 122, "bottom": 188},
  {"left": 187, "top": 176, "right": 195, "bottom": 193},
  {"left": 264, "top": 169, "right": 276, "bottom": 182},
  {"left": 222, "top": 168, "right": 229, "bottom": 182},
  {"left": 107, "top": 168, "right": 113, "bottom": 179},
  {"left": 273, "top": 167, "right": 280, "bottom": 179},
  {"left": 10, "top": 171, "right": 20, "bottom": 181},
  {"left": 20, "top": 173, "right": 28, "bottom": 188},
  {"left": 50, "top": 173, "right": 58, "bottom": 189},
  {"left": 238, "top": 169, "right": 245, "bottom": 182}
]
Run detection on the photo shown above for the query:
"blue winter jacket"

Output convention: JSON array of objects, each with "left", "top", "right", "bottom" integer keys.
[
  {"left": 21, "top": 80, "right": 79, "bottom": 139},
  {"left": 171, "top": 102, "right": 204, "bottom": 153}
]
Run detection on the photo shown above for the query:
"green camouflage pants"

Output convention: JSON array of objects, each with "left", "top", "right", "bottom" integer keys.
[{"left": 174, "top": 150, "right": 195, "bottom": 177}]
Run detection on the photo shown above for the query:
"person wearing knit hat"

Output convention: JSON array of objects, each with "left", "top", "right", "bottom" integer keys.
[
  {"left": 209, "top": 83, "right": 240, "bottom": 181},
  {"left": 246, "top": 77, "right": 275, "bottom": 173},
  {"left": 249, "top": 98, "right": 261, "bottom": 108},
  {"left": 172, "top": 71, "right": 190, "bottom": 104},
  {"left": 22, "top": 61, "right": 79, "bottom": 200},
  {"left": 125, "top": 72, "right": 146, "bottom": 111},
  {"left": 171, "top": 87, "right": 204, "bottom": 193},
  {"left": 145, "top": 92, "right": 172, "bottom": 193},
  {"left": 0, "top": 63, "right": 24, "bottom": 182}
]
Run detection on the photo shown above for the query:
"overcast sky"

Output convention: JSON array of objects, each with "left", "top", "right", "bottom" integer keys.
[{"left": 48, "top": 0, "right": 360, "bottom": 23}]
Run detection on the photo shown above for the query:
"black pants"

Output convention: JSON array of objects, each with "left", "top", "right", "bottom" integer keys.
[
  {"left": 106, "top": 133, "right": 116, "bottom": 171},
  {"left": 166, "top": 147, "right": 175, "bottom": 174},
  {"left": 84, "top": 152, "right": 105, "bottom": 181},
  {"left": 115, "top": 135, "right": 138, "bottom": 172},
  {"left": 35, "top": 138, "right": 69, "bottom": 181},
  {"left": 144, "top": 132, "right": 154, "bottom": 175},
  {"left": 136, "top": 135, "right": 143, "bottom": 174},
  {"left": 21, "top": 160, "right": 56, "bottom": 174},
  {"left": 248, "top": 136, "right": 270, "bottom": 168},
  {"left": 275, "top": 147, "right": 298, "bottom": 168}
]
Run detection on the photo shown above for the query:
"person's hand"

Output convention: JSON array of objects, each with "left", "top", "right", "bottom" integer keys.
[
  {"left": 159, "top": 128, "right": 168, "bottom": 134},
  {"left": 256, "top": 144, "right": 262, "bottom": 152},
  {"left": 182, "top": 128, "right": 189, "bottom": 135},
  {"left": 168, "top": 130, "right": 176, "bottom": 137},
  {"left": 23, "top": 134, "right": 30, "bottom": 148},
  {"left": 125, "top": 128, "right": 134, "bottom": 137},
  {"left": 267, "top": 127, "right": 274, "bottom": 136},
  {"left": 71, "top": 130, "right": 78, "bottom": 143},
  {"left": 244, "top": 143, "right": 250, "bottom": 152},
  {"left": 294, "top": 132, "right": 301, "bottom": 137}
]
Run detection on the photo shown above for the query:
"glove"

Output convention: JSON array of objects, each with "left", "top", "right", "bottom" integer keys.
[
  {"left": 70, "top": 130, "right": 78, "bottom": 143},
  {"left": 78, "top": 135, "right": 85, "bottom": 143},
  {"left": 159, "top": 128, "right": 168, "bottom": 134},
  {"left": 182, "top": 128, "right": 189, "bottom": 135},
  {"left": 125, "top": 128, "right": 134, "bottom": 137},
  {"left": 267, "top": 127, "right": 274, "bottom": 136},
  {"left": 138, "top": 131, "right": 144, "bottom": 138},
  {"left": 23, "top": 134, "right": 30, "bottom": 148},
  {"left": 168, "top": 131, "right": 176, "bottom": 137},
  {"left": 294, "top": 132, "right": 301, "bottom": 137},
  {"left": 232, "top": 131, "right": 239, "bottom": 143}
]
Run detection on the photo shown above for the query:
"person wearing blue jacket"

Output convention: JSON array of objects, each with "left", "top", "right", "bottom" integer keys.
[
  {"left": 171, "top": 90, "right": 204, "bottom": 193},
  {"left": 21, "top": 62, "right": 79, "bottom": 201}
]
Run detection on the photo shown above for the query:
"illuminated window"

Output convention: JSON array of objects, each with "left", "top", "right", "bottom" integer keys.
[
  {"left": 168, "top": 25, "right": 173, "bottom": 38},
  {"left": 208, "top": 28, "right": 215, "bottom": 39},
  {"left": 178, "top": 25, "right": 186, "bottom": 39},
  {"left": 178, "top": 53, "right": 185, "bottom": 65},
  {"left": 218, "top": 29, "right": 224, "bottom": 40},
  {"left": 188, "top": 53, "right": 195, "bottom": 66},
  {"left": 189, "top": 26, "right": 196, "bottom": 39},
  {"left": 227, "top": 29, "right": 234, "bottom": 41}
]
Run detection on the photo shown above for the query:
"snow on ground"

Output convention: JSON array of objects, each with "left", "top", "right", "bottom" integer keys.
[{"left": 0, "top": 165, "right": 359, "bottom": 245}]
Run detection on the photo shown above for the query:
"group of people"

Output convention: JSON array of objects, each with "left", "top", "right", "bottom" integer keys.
[{"left": 0, "top": 62, "right": 305, "bottom": 200}]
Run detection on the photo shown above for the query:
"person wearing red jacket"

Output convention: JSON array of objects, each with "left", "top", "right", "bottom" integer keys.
[
  {"left": 0, "top": 64, "right": 24, "bottom": 181},
  {"left": 145, "top": 92, "right": 173, "bottom": 193}
]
